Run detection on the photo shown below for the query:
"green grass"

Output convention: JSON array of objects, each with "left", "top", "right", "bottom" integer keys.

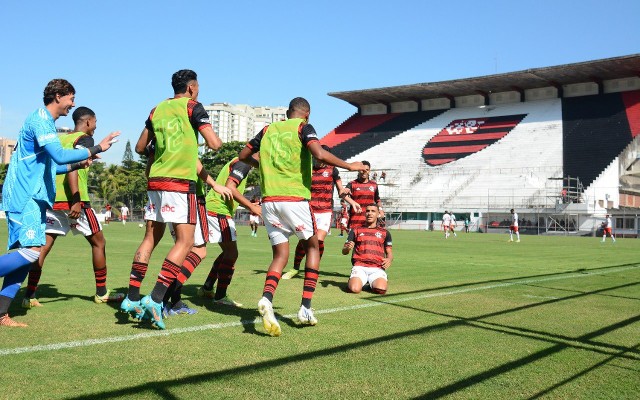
[{"left": 0, "top": 223, "right": 638, "bottom": 400}]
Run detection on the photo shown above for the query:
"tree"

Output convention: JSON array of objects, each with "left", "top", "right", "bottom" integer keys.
[
  {"left": 0, "top": 163, "right": 7, "bottom": 186},
  {"left": 122, "top": 140, "right": 135, "bottom": 169}
]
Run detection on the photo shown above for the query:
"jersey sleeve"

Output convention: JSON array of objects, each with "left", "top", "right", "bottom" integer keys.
[
  {"left": 144, "top": 107, "right": 156, "bottom": 132},
  {"left": 384, "top": 230, "right": 392, "bottom": 247},
  {"left": 300, "top": 124, "right": 319, "bottom": 147},
  {"left": 332, "top": 166, "right": 341, "bottom": 183},
  {"left": 190, "top": 101, "right": 212, "bottom": 132},
  {"left": 346, "top": 229, "right": 356, "bottom": 242},
  {"left": 247, "top": 127, "right": 265, "bottom": 152},
  {"left": 43, "top": 141, "right": 89, "bottom": 165},
  {"left": 228, "top": 160, "right": 252, "bottom": 185}
]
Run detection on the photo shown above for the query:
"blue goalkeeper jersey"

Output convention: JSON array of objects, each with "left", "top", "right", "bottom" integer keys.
[{"left": 2, "top": 108, "right": 64, "bottom": 211}]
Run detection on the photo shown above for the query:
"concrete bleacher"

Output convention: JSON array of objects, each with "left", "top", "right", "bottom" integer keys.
[
  {"left": 562, "top": 91, "right": 638, "bottom": 189},
  {"left": 338, "top": 99, "right": 564, "bottom": 212},
  {"left": 325, "top": 110, "right": 447, "bottom": 161},
  {"left": 320, "top": 113, "right": 397, "bottom": 148}
]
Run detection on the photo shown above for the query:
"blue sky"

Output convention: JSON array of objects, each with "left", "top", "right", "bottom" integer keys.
[{"left": 0, "top": 0, "right": 638, "bottom": 165}]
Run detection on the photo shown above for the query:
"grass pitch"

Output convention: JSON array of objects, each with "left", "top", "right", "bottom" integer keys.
[{"left": 0, "top": 223, "right": 638, "bottom": 399}]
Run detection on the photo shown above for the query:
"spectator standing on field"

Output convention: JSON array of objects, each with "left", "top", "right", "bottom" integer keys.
[
  {"left": 120, "top": 205, "right": 129, "bottom": 225},
  {"left": 601, "top": 214, "right": 616, "bottom": 243}
]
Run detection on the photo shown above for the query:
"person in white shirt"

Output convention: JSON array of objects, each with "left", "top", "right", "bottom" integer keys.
[
  {"left": 120, "top": 205, "right": 129, "bottom": 225},
  {"left": 509, "top": 209, "right": 520, "bottom": 242},
  {"left": 601, "top": 214, "right": 615, "bottom": 243},
  {"left": 449, "top": 212, "right": 457, "bottom": 238},
  {"left": 442, "top": 211, "right": 452, "bottom": 239}
]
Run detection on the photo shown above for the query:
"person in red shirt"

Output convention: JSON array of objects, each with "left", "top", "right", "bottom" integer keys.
[
  {"left": 342, "top": 161, "right": 383, "bottom": 229},
  {"left": 342, "top": 204, "right": 393, "bottom": 294},
  {"left": 104, "top": 204, "right": 112, "bottom": 225},
  {"left": 338, "top": 199, "right": 349, "bottom": 236}
]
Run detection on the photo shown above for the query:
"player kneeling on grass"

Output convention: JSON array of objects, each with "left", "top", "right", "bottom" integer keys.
[{"left": 342, "top": 204, "right": 393, "bottom": 294}]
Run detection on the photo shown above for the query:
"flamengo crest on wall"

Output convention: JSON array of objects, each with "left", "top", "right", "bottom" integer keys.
[{"left": 422, "top": 114, "right": 528, "bottom": 166}]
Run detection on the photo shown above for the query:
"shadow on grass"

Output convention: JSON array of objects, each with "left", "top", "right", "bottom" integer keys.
[
  {"left": 523, "top": 282, "right": 640, "bottom": 301},
  {"left": 9, "top": 284, "right": 92, "bottom": 316},
  {"left": 68, "top": 279, "right": 640, "bottom": 400},
  {"left": 380, "top": 261, "right": 640, "bottom": 300}
]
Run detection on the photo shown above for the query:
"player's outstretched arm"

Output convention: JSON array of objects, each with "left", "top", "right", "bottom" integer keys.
[
  {"left": 308, "top": 141, "right": 366, "bottom": 172},
  {"left": 238, "top": 145, "right": 259, "bottom": 168},
  {"left": 96, "top": 131, "right": 120, "bottom": 152},
  {"left": 226, "top": 179, "right": 260, "bottom": 217},
  {"left": 200, "top": 126, "right": 222, "bottom": 151},
  {"left": 342, "top": 196, "right": 361, "bottom": 213},
  {"left": 44, "top": 131, "right": 116, "bottom": 166}
]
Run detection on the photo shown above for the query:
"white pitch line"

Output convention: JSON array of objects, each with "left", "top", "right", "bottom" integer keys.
[{"left": 0, "top": 265, "right": 637, "bottom": 357}]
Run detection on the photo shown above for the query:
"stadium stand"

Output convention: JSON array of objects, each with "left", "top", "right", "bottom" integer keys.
[
  {"left": 562, "top": 91, "right": 638, "bottom": 189},
  {"left": 320, "top": 113, "right": 397, "bottom": 148},
  {"left": 324, "top": 55, "right": 640, "bottom": 234},
  {"left": 326, "top": 110, "right": 447, "bottom": 161},
  {"left": 340, "top": 99, "right": 564, "bottom": 211}
]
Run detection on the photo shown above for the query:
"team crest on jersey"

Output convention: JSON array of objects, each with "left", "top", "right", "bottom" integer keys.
[
  {"left": 422, "top": 114, "right": 527, "bottom": 166},
  {"left": 375, "top": 232, "right": 382, "bottom": 238},
  {"left": 369, "top": 186, "right": 374, "bottom": 192},
  {"left": 322, "top": 171, "right": 329, "bottom": 177}
]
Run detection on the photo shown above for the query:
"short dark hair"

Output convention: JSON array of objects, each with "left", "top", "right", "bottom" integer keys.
[
  {"left": 289, "top": 97, "right": 310, "bottom": 113},
  {"left": 43, "top": 79, "right": 75, "bottom": 105},
  {"left": 365, "top": 203, "right": 379, "bottom": 210},
  {"left": 362, "top": 160, "right": 371, "bottom": 168},
  {"left": 510, "top": 209, "right": 514, "bottom": 213},
  {"left": 72, "top": 106, "right": 95, "bottom": 124},
  {"left": 172, "top": 69, "right": 197, "bottom": 93}
]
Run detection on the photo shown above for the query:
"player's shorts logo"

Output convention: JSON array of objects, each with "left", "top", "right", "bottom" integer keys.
[
  {"left": 161, "top": 205, "right": 175, "bottom": 213},
  {"left": 422, "top": 114, "right": 527, "bottom": 166}
]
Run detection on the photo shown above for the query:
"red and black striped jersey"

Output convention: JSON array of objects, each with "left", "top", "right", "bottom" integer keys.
[
  {"left": 346, "top": 179, "right": 380, "bottom": 228},
  {"left": 340, "top": 204, "right": 349, "bottom": 219},
  {"left": 309, "top": 165, "right": 341, "bottom": 213},
  {"left": 347, "top": 226, "right": 392, "bottom": 268}
]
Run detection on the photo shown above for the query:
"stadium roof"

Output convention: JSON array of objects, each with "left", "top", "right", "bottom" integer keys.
[{"left": 328, "top": 54, "right": 640, "bottom": 107}]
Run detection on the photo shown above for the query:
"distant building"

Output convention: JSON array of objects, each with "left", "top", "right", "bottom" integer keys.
[
  {"left": 0, "top": 137, "right": 16, "bottom": 164},
  {"left": 203, "top": 103, "right": 287, "bottom": 150}
]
